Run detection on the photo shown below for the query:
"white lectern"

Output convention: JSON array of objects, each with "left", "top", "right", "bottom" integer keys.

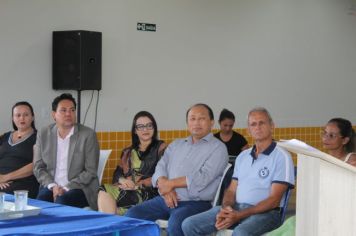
[{"left": 278, "top": 140, "right": 356, "bottom": 236}]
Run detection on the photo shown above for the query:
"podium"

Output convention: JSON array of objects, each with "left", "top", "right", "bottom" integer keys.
[{"left": 278, "top": 140, "right": 356, "bottom": 236}]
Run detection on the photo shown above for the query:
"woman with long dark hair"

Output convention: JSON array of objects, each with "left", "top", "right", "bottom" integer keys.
[{"left": 98, "top": 111, "right": 166, "bottom": 214}]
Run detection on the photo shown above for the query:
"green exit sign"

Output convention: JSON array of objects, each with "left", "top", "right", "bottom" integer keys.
[{"left": 137, "top": 22, "right": 156, "bottom": 32}]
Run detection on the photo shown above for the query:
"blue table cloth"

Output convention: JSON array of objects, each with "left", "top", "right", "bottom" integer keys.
[{"left": 0, "top": 195, "right": 159, "bottom": 236}]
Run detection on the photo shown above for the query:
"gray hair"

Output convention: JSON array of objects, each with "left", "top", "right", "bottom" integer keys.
[{"left": 248, "top": 107, "right": 273, "bottom": 124}]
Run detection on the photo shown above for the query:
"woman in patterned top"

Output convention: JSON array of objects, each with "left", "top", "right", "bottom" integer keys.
[{"left": 98, "top": 111, "right": 166, "bottom": 215}]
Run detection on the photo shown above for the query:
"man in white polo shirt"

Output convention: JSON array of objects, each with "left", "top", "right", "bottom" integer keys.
[
  {"left": 182, "top": 107, "right": 295, "bottom": 236},
  {"left": 34, "top": 93, "right": 99, "bottom": 210}
]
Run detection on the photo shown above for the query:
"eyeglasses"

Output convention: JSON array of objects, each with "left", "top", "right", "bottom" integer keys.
[
  {"left": 320, "top": 130, "right": 341, "bottom": 140},
  {"left": 135, "top": 123, "right": 154, "bottom": 131}
]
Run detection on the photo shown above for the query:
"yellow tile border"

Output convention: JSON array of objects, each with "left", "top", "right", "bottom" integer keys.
[{"left": 97, "top": 126, "right": 349, "bottom": 184}]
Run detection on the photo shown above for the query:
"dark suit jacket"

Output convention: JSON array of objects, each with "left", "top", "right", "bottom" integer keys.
[{"left": 33, "top": 123, "right": 99, "bottom": 209}]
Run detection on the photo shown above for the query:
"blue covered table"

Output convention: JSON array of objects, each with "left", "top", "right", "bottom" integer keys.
[{"left": 0, "top": 195, "right": 159, "bottom": 236}]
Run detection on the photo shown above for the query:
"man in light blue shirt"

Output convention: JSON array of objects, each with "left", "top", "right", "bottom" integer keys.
[
  {"left": 125, "top": 103, "right": 228, "bottom": 236},
  {"left": 182, "top": 107, "right": 295, "bottom": 236}
]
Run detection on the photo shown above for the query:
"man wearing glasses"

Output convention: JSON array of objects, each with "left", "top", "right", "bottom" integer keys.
[
  {"left": 125, "top": 103, "right": 229, "bottom": 236},
  {"left": 34, "top": 93, "right": 99, "bottom": 210}
]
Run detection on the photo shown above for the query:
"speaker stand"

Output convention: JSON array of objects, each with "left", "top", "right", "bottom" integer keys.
[{"left": 77, "top": 90, "right": 81, "bottom": 124}]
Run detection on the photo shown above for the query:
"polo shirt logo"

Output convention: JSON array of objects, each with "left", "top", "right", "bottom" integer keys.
[{"left": 259, "top": 167, "right": 269, "bottom": 178}]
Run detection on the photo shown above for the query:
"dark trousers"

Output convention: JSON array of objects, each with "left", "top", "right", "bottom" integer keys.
[
  {"left": 37, "top": 186, "right": 89, "bottom": 208},
  {"left": 3, "top": 179, "right": 39, "bottom": 199}
]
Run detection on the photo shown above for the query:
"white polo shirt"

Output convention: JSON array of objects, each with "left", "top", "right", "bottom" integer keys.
[{"left": 233, "top": 141, "right": 295, "bottom": 207}]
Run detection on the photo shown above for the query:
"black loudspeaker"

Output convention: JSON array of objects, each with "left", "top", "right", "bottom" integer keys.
[{"left": 53, "top": 30, "right": 102, "bottom": 90}]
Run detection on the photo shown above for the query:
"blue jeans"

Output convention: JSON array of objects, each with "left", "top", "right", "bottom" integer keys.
[
  {"left": 125, "top": 196, "right": 212, "bottom": 236},
  {"left": 182, "top": 203, "right": 281, "bottom": 236},
  {"left": 37, "top": 186, "right": 89, "bottom": 208}
]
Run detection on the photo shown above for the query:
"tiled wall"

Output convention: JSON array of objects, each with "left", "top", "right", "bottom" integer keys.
[{"left": 97, "top": 126, "right": 327, "bottom": 184}]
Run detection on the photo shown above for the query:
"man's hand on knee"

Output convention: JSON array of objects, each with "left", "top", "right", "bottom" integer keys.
[
  {"left": 157, "top": 177, "right": 174, "bottom": 195},
  {"left": 162, "top": 191, "right": 178, "bottom": 208},
  {"left": 52, "top": 185, "right": 66, "bottom": 201},
  {"left": 215, "top": 206, "right": 239, "bottom": 230}
]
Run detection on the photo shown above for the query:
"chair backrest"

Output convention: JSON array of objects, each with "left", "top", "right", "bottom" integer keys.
[
  {"left": 280, "top": 166, "right": 297, "bottom": 223},
  {"left": 97, "top": 150, "right": 111, "bottom": 183},
  {"left": 212, "top": 163, "right": 232, "bottom": 206},
  {"left": 280, "top": 185, "right": 292, "bottom": 223}
]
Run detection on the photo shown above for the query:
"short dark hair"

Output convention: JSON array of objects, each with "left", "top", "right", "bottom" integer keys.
[
  {"left": 12, "top": 101, "right": 36, "bottom": 130},
  {"left": 218, "top": 108, "right": 235, "bottom": 123},
  {"left": 328, "top": 118, "right": 355, "bottom": 153},
  {"left": 131, "top": 111, "right": 159, "bottom": 149},
  {"left": 52, "top": 93, "right": 76, "bottom": 112},
  {"left": 186, "top": 103, "right": 214, "bottom": 121}
]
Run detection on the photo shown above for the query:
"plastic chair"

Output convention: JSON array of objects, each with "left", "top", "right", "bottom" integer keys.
[
  {"left": 212, "top": 163, "right": 233, "bottom": 206},
  {"left": 156, "top": 163, "right": 232, "bottom": 233},
  {"left": 98, "top": 149, "right": 111, "bottom": 183},
  {"left": 83, "top": 149, "right": 111, "bottom": 210}
]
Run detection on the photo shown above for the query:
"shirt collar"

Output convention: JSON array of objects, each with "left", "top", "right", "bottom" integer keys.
[
  {"left": 250, "top": 141, "right": 276, "bottom": 159},
  {"left": 57, "top": 126, "right": 74, "bottom": 140},
  {"left": 185, "top": 132, "right": 213, "bottom": 144}
]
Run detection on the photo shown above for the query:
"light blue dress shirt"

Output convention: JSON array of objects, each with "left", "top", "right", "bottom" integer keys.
[{"left": 152, "top": 133, "right": 228, "bottom": 201}]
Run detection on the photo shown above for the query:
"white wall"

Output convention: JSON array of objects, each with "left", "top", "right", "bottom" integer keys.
[{"left": 1, "top": 0, "right": 355, "bottom": 133}]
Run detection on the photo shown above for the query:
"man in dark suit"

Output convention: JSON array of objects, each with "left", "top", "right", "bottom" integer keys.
[{"left": 34, "top": 93, "right": 99, "bottom": 209}]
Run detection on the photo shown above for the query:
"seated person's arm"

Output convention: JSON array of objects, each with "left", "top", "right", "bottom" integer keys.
[
  {"left": 156, "top": 176, "right": 182, "bottom": 208},
  {"left": 216, "top": 179, "right": 238, "bottom": 227},
  {"left": 162, "top": 190, "right": 179, "bottom": 208},
  {"left": 137, "top": 177, "right": 153, "bottom": 187},
  {"left": 157, "top": 176, "right": 187, "bottom": 195},
  {"left": 116, "top": 177, "right": 136, "bottom": 190},
  {"left": 158, "top": 144, "right": 228, "bottom": 197},
  {"left": 237, "top": 183, "right": 288, "bottom": 216},
  {"left": 136, "top": 143, "right": 167, "bottom": 188},
  {"left": 170, "top": 176, "right": 187, "bottom": 188},
  {"left": 347, "top": 154, "right": 356, "bottom": 167},
  {"left": 157, "top": 142, "right": 167, "bottom": 157},
  {"left": 33, "top": 136, "right": 55, "bottom": 187},
  {"left": 221, "top": 179, "right": 238, "bottom": 208},
  {"left": 151, "top": 143, "right": 173, "bottom": 188},
  {"left": 0, "top": 163, "right": 33, "bottom": 183},
  {"left": 216, "top": 183, "right": 288, "bottom": 230}
]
